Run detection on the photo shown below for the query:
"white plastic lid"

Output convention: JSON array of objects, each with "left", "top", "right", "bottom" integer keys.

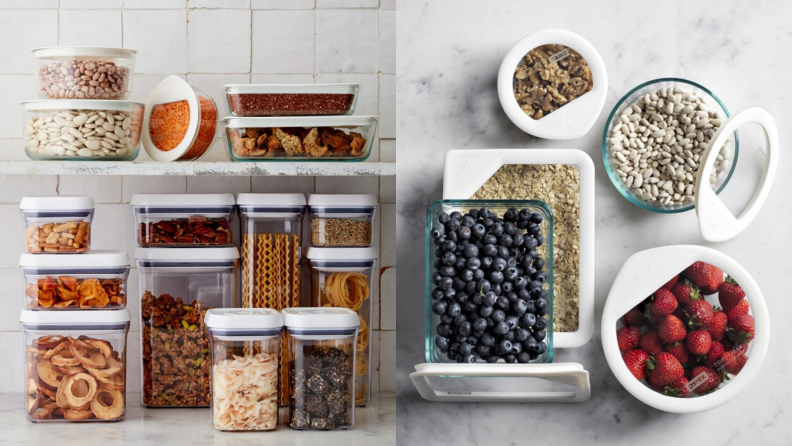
[
  {"left": 135, "top": 246, "right": 239, "bottom": 261},
  {"left": 20, "top": 308, "right": 131, "bottom": 325},
  {"left": 205, "top": 308, "right": 283, "bottom": 330},
  {"left": 222, "top": 115, "right": 376, "bottom": 129},
  {"left": 21, "top": 100, "right": 144, "bottom": 112},
  {"left": 223, "top": 83, "right": 358, "bottom": 95},
  {"left": 497, "top": 29, "right": 607, "bottom": 140},
  {"left": 236, "top": 193, "right": 306, "bottom": 207},
  {"left": 308, "top": 194, "right": 378, "bottom": 207},
  {"left": 131, "top": 193, "right": 235, "bottom": 207},
  {"left": 282, "top": 307, "right": 360, "bottom": 330},
  {"left": 20, "top": 196, "right": 94, "bottom": 211},
  {"left": 305, "top": 247, "right": 377, "bottom": 261},
  {"left": 20, "top": 250, "right": 128, "bottom": 268},
  {"left": 31, "top": 47, "right": 137, "bottom": 59}
]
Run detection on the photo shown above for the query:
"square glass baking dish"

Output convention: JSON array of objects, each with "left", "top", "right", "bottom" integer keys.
[
  {"left": 425, "top": 199, "right": 554, "bottom": 364},
  {"left": 223, "top": 84, "right": 359, "bottom": 117}
]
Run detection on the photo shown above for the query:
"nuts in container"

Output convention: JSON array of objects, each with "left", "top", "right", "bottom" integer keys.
[
  {"left": 131, "top": 194, "right": 235, "bottom": 247},
  {"left": 223, "top": 84, "right": 359, "bottom": 117},
  {"left": 32, "top": 47, "right": 136, "bottom": 100},
  {"left": 308, "top": 194, "right": 377, "bottom": 247},
  {"left": 20, "top": 196, "right": 94, "bottom": 254},
  {"left": 20, "top": 309, "right": 131, "bottom": 422}
]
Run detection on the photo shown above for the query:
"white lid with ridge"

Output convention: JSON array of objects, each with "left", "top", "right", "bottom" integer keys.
[{"left": 20, "top": 196, "right": 94, "bottom": 211}]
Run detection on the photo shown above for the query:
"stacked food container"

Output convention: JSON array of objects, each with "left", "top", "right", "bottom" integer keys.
[
  {"left": 18, "top": 196, "right": 132, "bottom": 422},
  {"left": 305, "top": 194, "right": 378, "bottom": 407},
  {"left": 221, "top": 83, "right": 378, "bottom": 161},
  {"left": 23, "top": 47, "right": 143, "bottom": 161},
  {"left": 131, "top": 194, "right": 239, "bottom": 407}
]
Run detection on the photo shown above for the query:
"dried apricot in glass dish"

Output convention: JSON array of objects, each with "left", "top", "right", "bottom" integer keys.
[{"left": 513, "top": 44, "right": 593, "bottom": 120}]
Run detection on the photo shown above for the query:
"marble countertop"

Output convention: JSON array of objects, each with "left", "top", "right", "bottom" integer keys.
[
  {"left": 396, "top": 0, "right": 792, "bottom": 444},
  {"left": 0, "top": 393, "right": 395, "bottom": 445}
]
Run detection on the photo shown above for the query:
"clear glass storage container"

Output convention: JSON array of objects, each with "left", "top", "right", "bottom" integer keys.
[
  {"left": 32, "top": 47, "right": 136, "bottom": 100},
  {"left": 223, "top": 84, "right": 359, "bottom": 117},
  {"left": 425, "top": 200, "right": 555, "bottom": 364},
  {"left": 22, "top": 100, "right": 144, "bottom": 161},
  {"left": 283, "top": 308, "right": 359, "bottom": 430},
  {"left": 206, "top": 308, "right": 283, "bottom": 431},
  {"left": 20, "top": 308, "right": 130, "bottom": 422},
  {"left": 306, "top": 247, "right": 376, "bottom": 407},
  {"left": 224, "top": 116, "right": 377, "bottom": 162},
  {"left": 136, "top": 247, "right": 239, "bottom": 408},
  {"left": 20, "top": 196, "right": 94, "bottom": 254},
  {"left": 308, "top": 194, "right": 377, "bottom": 247},
  {"left": 131, "top": 193, "right": 235, "bottom": 247},
  {"left": 20, "top": 250, "right": 129, "bottom": 310}
]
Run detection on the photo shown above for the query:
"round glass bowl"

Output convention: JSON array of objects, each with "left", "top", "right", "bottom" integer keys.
[{"left": 602, "top": 78, "right": 739, "bottom": 213}]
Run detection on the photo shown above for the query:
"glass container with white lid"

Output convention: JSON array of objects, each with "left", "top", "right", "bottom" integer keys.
[
  {"left": 308, "top": 194, "right": 377, "bottom": 247},
  {"left": 131, "top": 193, "right": 235, "bottom": 247},
  {"left": 20, "top": 196, "right": 94, "bottom": 254}
]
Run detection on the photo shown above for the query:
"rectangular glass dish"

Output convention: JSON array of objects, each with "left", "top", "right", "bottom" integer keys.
[
  {"left": 223, "top": 84, "right": 359, "bottom": 117},
  {"left": 425, "top": 199, "right": 554, "bottom": 364}
]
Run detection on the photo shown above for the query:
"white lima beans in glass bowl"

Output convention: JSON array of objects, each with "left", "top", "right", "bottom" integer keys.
[
  {"left": 602, "top": 78, "right": 738, "bottom": 213},
  {"left": 21, "top": 100, "right": 144, "bottom": 161}
]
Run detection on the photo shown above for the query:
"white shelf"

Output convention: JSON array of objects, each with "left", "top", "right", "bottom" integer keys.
[{"left": 0, "top": 161, "right": 396, "bottom": 176}]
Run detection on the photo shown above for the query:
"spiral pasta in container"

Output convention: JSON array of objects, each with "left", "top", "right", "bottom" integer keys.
[{"left": 305, "top": 247, "right": 377, "bottom": 407}]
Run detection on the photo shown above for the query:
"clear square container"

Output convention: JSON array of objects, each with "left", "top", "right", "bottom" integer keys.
[
  {"left": 32, "top": 47, "right": 136, "bottom": 100},
  {"left": 206, "top": 308, "right": 283, "bottom": 432},
  {"left": 308, "top": 194, "right": 377, "bottom": 247},
  {"left": 425, "top": 200, "right": 554, "bottom": 364},
  {"left": 20, "top": 308, "right": 130, "bottom": 422},
  {"left": 223, "top": 84, "right": 359, "bottom": 117},
  {"left": 131, "top": 193, "right": 235, "bottom": 247},
  {"left": 22, "top": 100, "right": 144, "bottom": 161},
  {"left": 283, "top": 308, "right": 359, "bottom": 430},
  {"left": 223, "top": 116, "right": 377, "bottom": 161},
  {"left": 136, "top": 247, "right": 239, "bottom": 408},
  {"left": 20, "top": 196, "right": 94, "bottom": 254},
  {"left": 305, "top": 247, "right": 376, "bottom": 407},
  {"left": 20, "top": 250, "right": 130, "bottom": 310}
]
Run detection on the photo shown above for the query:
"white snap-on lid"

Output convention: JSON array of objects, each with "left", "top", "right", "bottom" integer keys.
[
  {"left": 135, "top": 246, "right": 239, "bottom": 261},
  {"left": 32, "top": 46, "right": 137, "bottom": 60},
  {"left": 205, "top": 308, "right": 283, "bottom": 330},
  {"left": 131, "top": 193, "right": 235, "bottom": 207},
  {"left": 497, "top": 29, "right": 607, "bottom": 140},
  {"left": 20, "top": 308, "right": 131, "bottom": 325},
  {"left": 308, "top": 194, "right": 377, "bottom": 207},
  {"left": 305, "top": 247, "right": 377, "bottom": 261},
  {"left": 20, "top": 100, "right": 144, "bottom": 113},
  {"left": 282, "top": 307, "right": 360, "bottom": 330},
  {"left": 20, "top": 196, "right": 94, "bottom": 211},
  {"left": 237, "top": 193, "right": 306, "bottom": 207},
  {"left": 20, "top": 250, "right": 128, "bottom": 268}
]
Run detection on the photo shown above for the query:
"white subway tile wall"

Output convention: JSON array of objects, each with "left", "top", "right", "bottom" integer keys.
[{"left": 0, "top": 1, "right": 395, "bottom": 394}]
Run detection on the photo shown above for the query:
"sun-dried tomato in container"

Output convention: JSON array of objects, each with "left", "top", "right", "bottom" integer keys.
[
  {"left": 142, "top": 75, "right": 217, "bottom": 162},
  {"left": 131, "top": 194, "right": 235, "bottom": 247},
  {"left": 223, "top": 84, "right": 359, "bottom": 117},
  {"left": 20, "top": 251, "right": 130, "bottom": 310},
  {"left": 136, "top": 247, "right": 239, "bottom": 408}
]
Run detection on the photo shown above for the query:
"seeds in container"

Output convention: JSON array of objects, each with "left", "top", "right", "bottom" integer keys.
[
  {"left": 311, "top": 217, "right": 373, "bottom": 247},
  {"left": 608, "top": 87, "right": 733, "bottom": 207}
]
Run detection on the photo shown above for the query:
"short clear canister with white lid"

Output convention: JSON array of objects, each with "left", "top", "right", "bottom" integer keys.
[
  {"left": 205, "top": 308, "right": 284, "bottom": 432},
  {"left": 20, "top": 196, "right": 94, "bottom": 254},
  {"left": 305, "top": 247, "right": 376, "bottom": 407},
  {"left": 20, "top": 308, "right": 131, "bottom": 422},
  {"left": 283, "top": 307, "right": 359, "bottom": 430},
  {"left": 308, "top": 194, "right": 377, "bottom": 247},
  {"left": 136, "top": 246, "right": 239, "bottom": 408},
  {"left": 131, "top": 193, "right": 235, "bottom": 247},
  {"left": 20, "top": 250, "right": 129, "bottom": 310}
]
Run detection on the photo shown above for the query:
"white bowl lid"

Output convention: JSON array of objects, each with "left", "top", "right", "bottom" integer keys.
[
  {"left": 497, "top": 29, "right": 607, "bottom": 140},
  {"left": 304, "top": 247, "right": 377, "bottom": 261},
  {"left": 236, "top": 193, "right": 306, "bottom": 207},
  {"left": 222, "top": 83, "right": 359, "bottom": 95},
  {"left": 308, "top": 194, "right": 378, "bottom": 207},
  {"left": 205, "top": 308, "right": 283, "bottom": 330},
  {"left": 282, "top": 307, "right": 360, "bottom": 330},
  {"left": 31, "top": 46, "right": 137, "bottom": 59},
  {"left": 135, "top": 246, "right": 239, "bottom": 261},
  {"left": 21, "top": 100, "right": 144, "bottom": 112},
  {"left": 20, "top": 196, "right": 94, "bottom": 211},
  {"left": 131, "top": 193, "right": 235, "bottom": 207},
  {"left": 20, "top": 308, "right": 131, "bottom": 325},
  {"left": 20, "top": 250, "right": 128, "bottom": 268}
]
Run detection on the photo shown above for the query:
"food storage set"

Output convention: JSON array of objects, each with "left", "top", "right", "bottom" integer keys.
[
  {"left": 411, "top": 27, "right": 777, "bottom": 412},
  {"left": 18, "top": 196, "right": 132, "bottom": 422}
]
